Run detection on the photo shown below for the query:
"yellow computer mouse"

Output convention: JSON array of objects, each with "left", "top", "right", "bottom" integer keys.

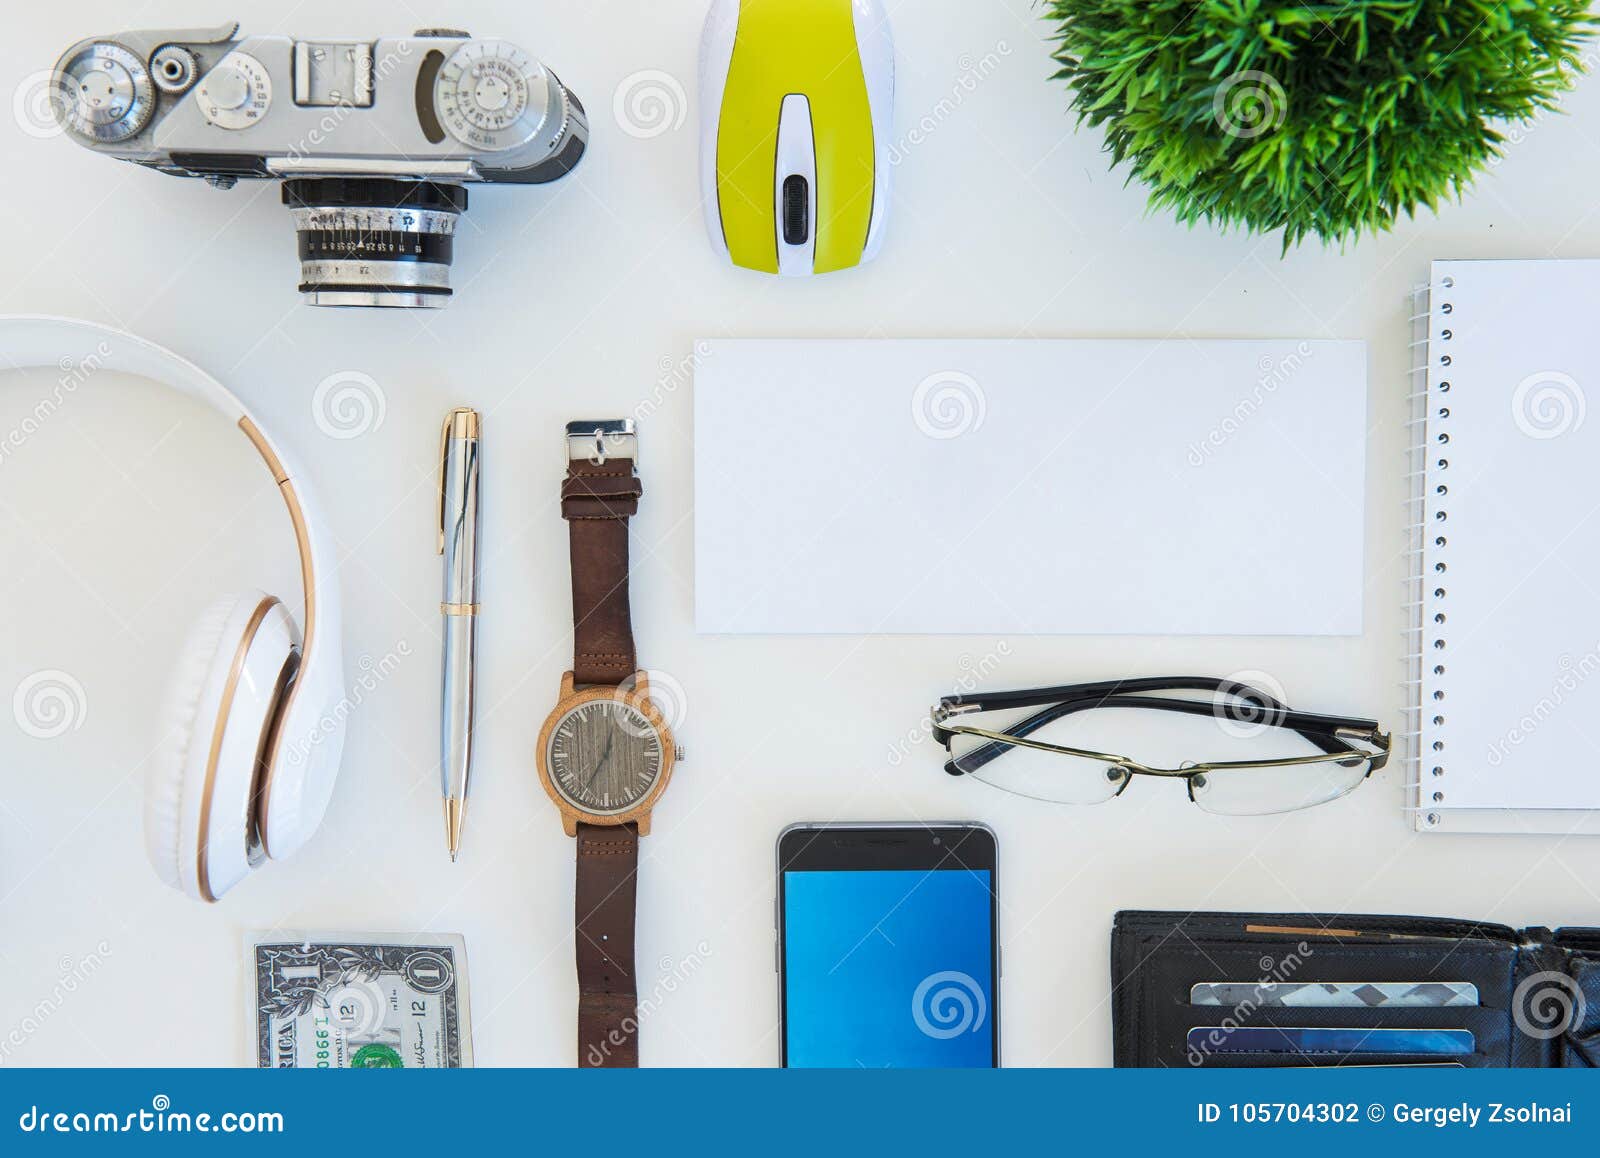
[{"left": 700, "top": 0, "right": 894, "bottom": 276}]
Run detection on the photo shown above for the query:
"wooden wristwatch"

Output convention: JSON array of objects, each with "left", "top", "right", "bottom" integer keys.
[{"left": 535, "top": 419, "right": 680, "bottom": 1068}]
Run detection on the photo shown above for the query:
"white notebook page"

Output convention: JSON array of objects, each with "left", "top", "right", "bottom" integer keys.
[{"left": 1422, "top": 260, "right": 1600, "bottom": 813}]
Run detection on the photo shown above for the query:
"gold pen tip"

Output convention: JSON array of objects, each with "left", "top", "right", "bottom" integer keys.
[{"left": 444, "top": 797, "right": 465, "bottom": 862}]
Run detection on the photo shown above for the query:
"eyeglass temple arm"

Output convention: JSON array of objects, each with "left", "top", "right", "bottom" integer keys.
[
  {"left": 939, "top": 676, "right": 1289, "bottom": 715},
  {"left": 936, "top": 678, "right": 1272, "bottom": 763},
  {"left": 940, "top": 681, "right": 1386, "bottom": 776}
]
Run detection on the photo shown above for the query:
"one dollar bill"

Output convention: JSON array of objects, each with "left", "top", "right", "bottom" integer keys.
[{"left": 250, "top": 932, "right": 472, "bottom": 1068}]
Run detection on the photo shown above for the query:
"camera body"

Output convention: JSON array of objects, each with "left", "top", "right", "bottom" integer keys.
[{"left": 51, "top": 23, "right": 589, "bottom": 307}]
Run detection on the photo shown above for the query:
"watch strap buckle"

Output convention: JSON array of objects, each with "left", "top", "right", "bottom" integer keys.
[{"left": 566, "top": 418, "right": 638, "bottom": 467}]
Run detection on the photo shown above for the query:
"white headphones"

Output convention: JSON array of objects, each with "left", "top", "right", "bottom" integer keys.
[{"left": 3, "top": 316, "right": 346, "bottom": 902}]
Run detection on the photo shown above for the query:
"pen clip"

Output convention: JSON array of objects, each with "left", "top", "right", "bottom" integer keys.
[
  {"left": 437, "top": 412, "right": 451, "bottom": 555},
  {"left": 438, "top": 408, "right": 480, "bottom": 555}
]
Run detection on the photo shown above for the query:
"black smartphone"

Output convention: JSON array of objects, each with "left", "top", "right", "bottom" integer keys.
[{"left": 776, "top": 822, "right": 999, "bottom": 1068}]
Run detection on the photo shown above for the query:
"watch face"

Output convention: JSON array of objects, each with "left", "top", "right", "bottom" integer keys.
[{"left": 545, "top": 699, "right": 665, "bottom": 816}]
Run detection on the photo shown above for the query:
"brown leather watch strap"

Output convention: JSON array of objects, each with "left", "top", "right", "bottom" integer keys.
[
  {"left": 561, "top": 457, "right": 642, "bottom": 687},
  {"left": 575, "top": 822, "right": 639, "bottom": 1067}
]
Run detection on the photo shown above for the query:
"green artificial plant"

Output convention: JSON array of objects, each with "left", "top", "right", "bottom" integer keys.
[{"left": 1046, "top": 0, "right": 1597, "bottom": 248}]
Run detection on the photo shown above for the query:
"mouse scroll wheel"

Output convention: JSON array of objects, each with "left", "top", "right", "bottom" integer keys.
[{"left": 781, "top": 175, "right": 810, "bottom": 246}]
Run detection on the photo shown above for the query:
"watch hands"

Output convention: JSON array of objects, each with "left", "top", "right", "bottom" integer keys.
[{"left": 583, "top": 732, "right": 615, "bottom": 791}]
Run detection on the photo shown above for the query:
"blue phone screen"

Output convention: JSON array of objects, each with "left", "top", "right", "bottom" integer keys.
[{"left": 782, "top": 868, "right": 995, "bottom": 1068}]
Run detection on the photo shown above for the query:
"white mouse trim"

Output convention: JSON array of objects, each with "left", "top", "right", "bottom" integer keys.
[
  {"left": 775, "top": 94, "right": 818, "bottom": 277},
  {"left": 854, "top": 0, "right": 895, "bottom": 263},
  {"left": 699, "top": 0, "right": 740, "bottom": 265}
]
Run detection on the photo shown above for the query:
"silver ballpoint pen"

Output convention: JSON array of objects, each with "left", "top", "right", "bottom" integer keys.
[{"left": 438, "top": 407, "right": 481, "bottom": 862}]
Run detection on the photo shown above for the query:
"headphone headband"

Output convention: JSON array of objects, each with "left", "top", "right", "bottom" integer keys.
[{"left": 0, "top": 315, "right": 345, "bottom": 861}]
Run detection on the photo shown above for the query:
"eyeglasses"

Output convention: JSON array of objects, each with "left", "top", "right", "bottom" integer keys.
[{"left": 930, "top": 677, "right": 1391, "bottom": 816}]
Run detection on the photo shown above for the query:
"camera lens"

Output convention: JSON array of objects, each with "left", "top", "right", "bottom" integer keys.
[{"left": 281, "top": 178, "right": 468, "bottom": 309}]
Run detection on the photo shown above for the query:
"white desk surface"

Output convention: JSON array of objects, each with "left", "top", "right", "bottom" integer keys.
[{"left": 4, "top": 0, "right": 1600, "bottom": 1068}]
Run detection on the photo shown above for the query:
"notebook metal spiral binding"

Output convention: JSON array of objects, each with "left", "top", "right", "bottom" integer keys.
[{"left": 1402, "top": 276, "right": 1455, "bottom": 830}]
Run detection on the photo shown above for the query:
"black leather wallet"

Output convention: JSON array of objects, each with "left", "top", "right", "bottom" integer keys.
[{"left": 1113, "top": 910, "right": 1600, "bottom": 1067}]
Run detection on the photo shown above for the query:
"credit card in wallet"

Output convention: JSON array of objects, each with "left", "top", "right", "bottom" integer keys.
[
  {"left": 1190, "top": 981, "right": 1478, "bottom": 1008},
  {"left": 1188, "top": 1026, "right": 1475, "bottom": 1056}
]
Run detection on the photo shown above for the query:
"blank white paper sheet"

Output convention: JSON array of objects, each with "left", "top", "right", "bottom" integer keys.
[{"left": 693, "top": 339, "right": 1367, "bottom": 635}]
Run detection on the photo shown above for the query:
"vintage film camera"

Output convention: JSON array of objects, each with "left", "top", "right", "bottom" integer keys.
[{"left": 51, "top": 23, "right": 589, "bottom": 307}]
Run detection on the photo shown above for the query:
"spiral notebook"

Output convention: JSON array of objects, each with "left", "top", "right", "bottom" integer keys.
[{"left": 1407, "top": 259, "right": 1600, "bottom": 834}]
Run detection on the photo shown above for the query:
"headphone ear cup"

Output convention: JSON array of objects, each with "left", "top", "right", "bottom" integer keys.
[
  {"left": 147, "top": 594, "right": 240, "bottom": 894},
  {"left": 146, "top": 591, "right": 296, "bottom": 901}
]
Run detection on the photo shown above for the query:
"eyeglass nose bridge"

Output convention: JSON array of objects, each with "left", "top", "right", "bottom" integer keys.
[
  {"left": 1100, "top": 759, "right": 1232, "bottom": 804},
  {"left": 1103, "top": 757, "right": 1199, "bottom": 798}
]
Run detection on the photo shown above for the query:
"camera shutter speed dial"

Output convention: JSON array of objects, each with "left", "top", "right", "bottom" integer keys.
[
  {"left": 432, "top": 40, "right": 556, "bottom": 154},
  {"left": 54, "top": 42, "right": 155, "bottom": 143},
  {"left": 195, "top": 52, "right": 272, "bottom": 130}
]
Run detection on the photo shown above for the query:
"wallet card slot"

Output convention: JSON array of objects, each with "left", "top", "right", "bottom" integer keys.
[
  {"left": 1148, "top": 944, "right": 1517, "bottom": 1010},
  {"left": 1193, "top": 1050, "right": 1479, "bottom": 1069},
  {"left": 1176, "top": 1003, "right": 1505, "bottom": 1066},
  {"left": 1180, "top": 1003, "right": 1500, "bottom": 1032}
]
